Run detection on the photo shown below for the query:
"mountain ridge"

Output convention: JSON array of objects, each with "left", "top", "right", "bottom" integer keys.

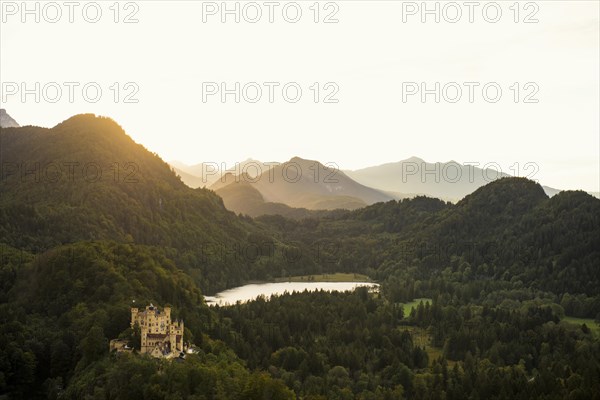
[
  {"left": 210, "top": 157, "right": 394, "bottom": 214},
  {"left": 173, "top": 156, "right": 585, "bottom": 207},
  {"left": 344, "top": 157, "right": 564, "bottom": 201},
  {"left": 0, "top": 109, "right": 20, "bottom": 128}
]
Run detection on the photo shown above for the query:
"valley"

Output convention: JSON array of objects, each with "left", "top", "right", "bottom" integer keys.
[
  {"left": 0, "top": 115, "right": 598, "bottom": 399},
  {"left": 2, "top": 0, "right": 599, "bottom": 397}
]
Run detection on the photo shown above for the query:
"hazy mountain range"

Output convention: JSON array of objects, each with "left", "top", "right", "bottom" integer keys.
[
  {"left": 344, "top": 157, "right": 564, "bottom": 202},
  {"left": 208, "top": 157, "right": 393, "bottom": 216},
  {"left": 170, "top": 156, "right": 589, "bottom": 216},
  {"left": 170, "top": 159, "right": 273, "bottom": 189}
]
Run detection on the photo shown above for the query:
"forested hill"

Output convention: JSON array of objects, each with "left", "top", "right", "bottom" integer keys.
[
  {"left": 415, "top": 179, "right": 600, "bottom": 295},
  {"left": 0, "top": 114, "right": 244, "bottom": 250},
  {"left": 260, "top": 177, "right": 600, "bottom": 295}
]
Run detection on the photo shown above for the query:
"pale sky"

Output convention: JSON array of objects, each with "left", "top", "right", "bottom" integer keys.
[{"left": 1, "top": 0, "right": 598, "bottom": 191}]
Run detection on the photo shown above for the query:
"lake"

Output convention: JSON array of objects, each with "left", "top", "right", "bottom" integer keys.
[{"left": 204, "top": 281, "right": 379, "bottom": 306}]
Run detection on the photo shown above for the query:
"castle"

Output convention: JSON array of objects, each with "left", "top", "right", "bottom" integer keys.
[{"left": 130, "top": 303, "right": 185, "bottom": 358}]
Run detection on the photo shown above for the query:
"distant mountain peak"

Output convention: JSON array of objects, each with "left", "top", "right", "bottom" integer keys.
[
  {"left": 344, "top": 157, "right": 564, "bottom": 202},
  {"left": 289, "top": 156, "right": 311, "bottom": 163},
  {"left": 0, "top": 109, "right": 20, "bottom": 128},
  {"left": 211, "top": 155, "right": 393, "bottom": 213},
  {"left": 287, "top": 156, "right": 331, "bottom": 169}
]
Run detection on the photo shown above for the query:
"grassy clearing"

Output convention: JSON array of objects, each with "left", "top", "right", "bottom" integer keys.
[
  {"left": 399, "top": 298, "right": 450, "bottom": 367},
  {"left": 401, "top": 325, "right": 453, "bottom": 367},
  {"left": 273, "top": 273, "right": 373, "bottom": 283},
  {"left": 401, "top": 298, "right": 433, "bottom": 316},
  {"left": 563, "top": 316, "right": 600, "bottom": 334}
]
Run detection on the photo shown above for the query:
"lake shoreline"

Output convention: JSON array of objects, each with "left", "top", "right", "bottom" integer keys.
[{"left": 205, "top": 278, "right": 379, "bottom": 306}]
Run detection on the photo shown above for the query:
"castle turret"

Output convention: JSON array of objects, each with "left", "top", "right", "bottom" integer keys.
[{"left": 131, "top": 307, "right": 139, "bottom": 327}]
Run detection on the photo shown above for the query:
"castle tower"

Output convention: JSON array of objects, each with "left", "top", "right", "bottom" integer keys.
[{"left": 131, "top": 307, "right": 139, "bottom": 327}]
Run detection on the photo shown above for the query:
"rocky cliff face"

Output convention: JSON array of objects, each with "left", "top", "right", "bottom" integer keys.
[{"left": 0, "top": 109, "right": 20, "bottom": 128}]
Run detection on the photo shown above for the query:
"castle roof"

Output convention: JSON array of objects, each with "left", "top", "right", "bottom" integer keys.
[
  {"left": 145, "top": 333, "right": 182, "bottom": 342},
  {"left": 134, "top": 303, "right": 167, "bottom": 316},
  {"left": 146, "top": 333, "right": 168, "bottom": 339}
]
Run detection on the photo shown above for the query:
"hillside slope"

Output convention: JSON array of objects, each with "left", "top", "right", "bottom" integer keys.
[
  {"left": 0, "top": 115, "right": 245, "bottom": 248},
  {"left": 215, "top": 179, "right": 335, "bottom": 218}
]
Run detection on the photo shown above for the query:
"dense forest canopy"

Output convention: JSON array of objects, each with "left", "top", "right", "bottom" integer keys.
[{"left": 1, "top": 115, "right": 599, "bottom": 399}]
